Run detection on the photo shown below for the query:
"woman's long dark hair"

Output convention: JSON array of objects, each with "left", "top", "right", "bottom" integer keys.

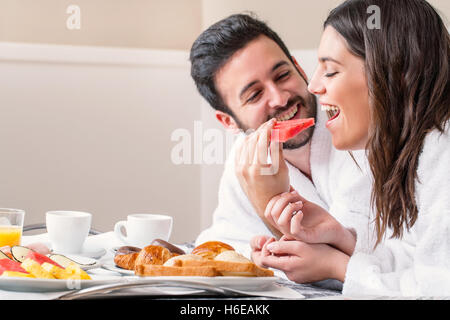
[{"left": 324, "top": 0, "right": 450, "bottom": 246}]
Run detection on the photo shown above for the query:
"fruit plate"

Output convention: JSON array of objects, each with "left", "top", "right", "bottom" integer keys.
[{"left": 0, "top": 274, "right": 121, "bottom": 292}]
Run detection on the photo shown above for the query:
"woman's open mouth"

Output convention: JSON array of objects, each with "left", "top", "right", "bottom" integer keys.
[{"left": 322, "top": 104, "right": 341, "bottom": 125}]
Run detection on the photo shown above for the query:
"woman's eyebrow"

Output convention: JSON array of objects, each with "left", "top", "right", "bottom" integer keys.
[{"left": 319, "top": 56, "right": 342, "bottom": 65}]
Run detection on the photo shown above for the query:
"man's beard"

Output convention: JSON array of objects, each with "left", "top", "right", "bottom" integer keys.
[
  {"left": 277, "top": 94, "right": 317, "bottom": 150},
  {"left": 233, "top": 93, "right": 317, "bottom": 150}
]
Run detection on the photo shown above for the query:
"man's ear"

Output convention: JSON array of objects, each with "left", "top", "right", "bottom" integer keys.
[
  {"left": 215, "top": 111, "right": 240, "bottom": 131},
  {"left": 292, "top": 56, "right": 308, "bottom": 83}
]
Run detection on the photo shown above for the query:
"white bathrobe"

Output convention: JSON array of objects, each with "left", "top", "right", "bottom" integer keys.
[
  {"left": 196, "top": 109, "right": 373, "bottom": 260},
  {"left": 343, "top": 122, "right": 450, "bottom": 297}
]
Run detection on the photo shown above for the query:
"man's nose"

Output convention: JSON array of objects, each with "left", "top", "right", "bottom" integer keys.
[
  {"left": 267, "top": 84, "right": 290, "bottom": 109},
  {"left": 307, "top": 68, "right": 325, "bottom": 95}
]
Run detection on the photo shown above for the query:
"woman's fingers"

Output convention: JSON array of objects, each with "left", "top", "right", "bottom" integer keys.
[
  {"left": 260, "top": 240, "right": 304, "bottom": 269},
  {"left": 290, "top": 211, "right": 308, "bottom": 239},
  {"left": 266, "top": 239, "right": 305, "bottom": 256},
  {"left": 277, "top": 201, "right": 303, "bottom": 234},
  {"left": 269, "top": 191, "right": 303, "bottom": 223},
  {"left": 264, "top": 194, "right": 282, "bottom": 227},
  {"left": 260, "top": 254, "right": 295, "bottom": 270}
]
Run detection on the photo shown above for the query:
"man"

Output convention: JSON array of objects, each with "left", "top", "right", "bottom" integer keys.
[{"left": 190, "top": 14, "right": 371, "bottom": 283}]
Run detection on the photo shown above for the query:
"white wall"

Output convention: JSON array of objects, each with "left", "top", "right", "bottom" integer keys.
[{"left": 0, "top": 42, "right": 202, "bottom": 243}]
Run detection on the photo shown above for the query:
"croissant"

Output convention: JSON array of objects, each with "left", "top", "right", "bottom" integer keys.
[
  {"left": 191, "top": 241, "right": 235, "bottom": 260},
  {"left": 134, "top": 245, "right": 172, "bottom": 268},
  {"left": 114, "top": 252, "right": 139, "bottom": 270},
  {"left": 151, "top": 239, "right": 185, "bottom": 255}
]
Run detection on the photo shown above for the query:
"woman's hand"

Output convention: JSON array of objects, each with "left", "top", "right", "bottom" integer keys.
[
  {"left": 265, "top": 189, "right": 356, "bottom": 255},
  {"left": 259, "top": 237, "right": 350, "bottom": 283},
  {"left": 235, "top": 119, "right": 290, "bottom": 238}
]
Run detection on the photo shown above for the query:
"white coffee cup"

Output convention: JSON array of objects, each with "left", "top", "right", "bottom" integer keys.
[
  {"left": 114, "top": 214, "right": 173, "bottom": 247},
  {"left": 46, "top": 211, "right": 92, "bottom": 254}
]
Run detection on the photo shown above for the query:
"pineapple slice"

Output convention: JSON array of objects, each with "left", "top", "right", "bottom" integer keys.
[
  {"left": 41, "top": 262, "right": 68, "bottom": 279},
  {"left": 21, "top": 258, "right": 55, "bottom": 279},
  {"left": 1, "top": 271, "right": 35, "bottom": 278},
  {"left": 64, "top": 262, "right": 91, "bottom": 280}
]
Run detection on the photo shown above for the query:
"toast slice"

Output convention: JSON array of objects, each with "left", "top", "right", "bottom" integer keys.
[
  {"left": 135, "top": 264, "right": 219, "bottom": 277},
  {"left": 175, "top": 259, "right": 274, "bottom": 277}
]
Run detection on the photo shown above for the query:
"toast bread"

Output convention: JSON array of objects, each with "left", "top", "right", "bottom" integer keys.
[{"left": 135, "top": 264, "right": 219, "bottom": 277}]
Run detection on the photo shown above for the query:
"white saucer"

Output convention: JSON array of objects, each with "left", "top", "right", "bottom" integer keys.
[{"left": 48, "top": 243, "right": 107, "bottom": 259}]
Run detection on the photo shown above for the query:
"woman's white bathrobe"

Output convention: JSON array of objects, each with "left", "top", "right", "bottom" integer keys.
[
  {"left": 196, "top": 110, "right": 373, "bottom": 260},
  {"left": 343, "top": 123, "right": 450, "bottom": 297}
]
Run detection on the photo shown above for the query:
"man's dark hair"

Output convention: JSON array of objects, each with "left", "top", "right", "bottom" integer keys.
[{"left": 190, "top": 13, "right": 296, "bottom": 116}]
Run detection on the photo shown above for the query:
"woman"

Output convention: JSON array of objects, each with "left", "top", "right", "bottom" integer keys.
[{"left": 237, "top": 0, "right": 450, "bottom": 296}]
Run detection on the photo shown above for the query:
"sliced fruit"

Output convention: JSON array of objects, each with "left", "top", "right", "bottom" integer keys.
[
  {"left": 64, "top": 262, "right": 91, "bottom": 280},
  {"left": 10, "top": 245, "right": 33, "bottom": 263},
  {"left": 25, "top": 251, "right": 63, "bottom": 268},
  {"left": 0, "top": 251, "right": 12, "bottom": 260},
  {"left": 21, "top": 258, "right": 55, "bottom": 279},
  {"left": 271, "top": 118, "right": 315, "bottom": 142},
  {"left": 48, "top": 254, "right": 94, "bottom": 268},
  {"left": 0, "top": 258, "right": 28, "bottom": 275},
  {"left": 41, "top": 262, "right": 69, "bottom": 279},
  {"left": 1, "top": 271, "right": 35, "bottom": 278}
]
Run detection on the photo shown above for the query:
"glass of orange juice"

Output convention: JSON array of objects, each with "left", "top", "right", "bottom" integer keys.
[{"left": 0, "top": 208, "right": 25, "bottom": 247}]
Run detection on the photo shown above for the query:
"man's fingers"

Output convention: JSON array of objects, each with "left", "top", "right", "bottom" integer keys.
[
  {"left": 254, "top": 118, "right": 276, "bottom": 167},
  {"left": 250, "top": 235, "right": 271, "bottom": 250},
  {"left": 269, "top": 130, "right": 283, "bottom": 169},
  {"left": 261, "top": 237, "right": 276, "bottom": 257}
]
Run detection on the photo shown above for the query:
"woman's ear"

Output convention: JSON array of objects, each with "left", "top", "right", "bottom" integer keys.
[
  {"left": 292, "top": 56, "right": 309, "bottom": 83},
  {"left": 215, "top": 111, "right": 240, "bottom": 132}
]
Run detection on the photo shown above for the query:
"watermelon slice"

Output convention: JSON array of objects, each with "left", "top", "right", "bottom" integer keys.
[
  {"left": 0, "top": 258, "right": 28, "bottom": 275},
  {"left": 271, "top": 118, "right": 315, "bottom": 142},
  {"left": 26, "top": 251, "right": 63, "bottom": 268}
]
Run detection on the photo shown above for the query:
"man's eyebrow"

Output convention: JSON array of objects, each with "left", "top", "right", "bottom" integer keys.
[
  {"left": 271, "top": 60, "right": 289, "bottom": 72},
  {"left": 239, "top": 61, "right": 289, "bottom": 99},
  {"left": 239, "top": 80, "right": 258, "bottom": 100},
  {"left": 319, "top": 56, "right": 342, "bottom": 65}
]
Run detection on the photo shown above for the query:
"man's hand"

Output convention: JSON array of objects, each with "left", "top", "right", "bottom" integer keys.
[{"left": 235, "top": 119, "right": 290, "bottom": 238}]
